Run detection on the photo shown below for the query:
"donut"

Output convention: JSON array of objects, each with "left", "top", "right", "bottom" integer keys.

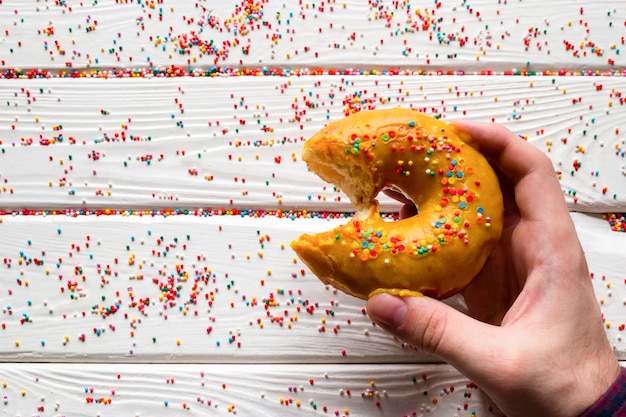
[{"left": 290, "top": 108, "right": 503, "bottom": 299}]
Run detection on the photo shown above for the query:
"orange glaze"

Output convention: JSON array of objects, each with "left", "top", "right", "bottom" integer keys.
[{"left": 291, "top": 109, "right": 503, "bottom": 299}]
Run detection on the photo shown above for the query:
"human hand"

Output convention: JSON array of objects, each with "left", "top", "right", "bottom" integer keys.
[{"left": 367, "top": 120, "right": 621, "bottom": 417}]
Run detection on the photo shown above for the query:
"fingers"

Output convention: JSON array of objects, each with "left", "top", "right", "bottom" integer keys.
[
  {"left": 451, "top": 120, "right": 545, "bottom": 181},
  {"left": 451, "top": 120, "right": 571, "bottom": 223},
  {"left": 382, "top": 189, "right": 418, "bottom": 218},
  {"left": 367, "top": 293, "right": 500, "bottom": 372},
  {"left": 382, "top": 188, "right": 411, "bottom": 205},
  {"left": 452, "top": 120, "right": 589, "bottom": 313}
]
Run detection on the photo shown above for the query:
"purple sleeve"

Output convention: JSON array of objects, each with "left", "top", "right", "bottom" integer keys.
[{"left": 579, "top": 367, "right": 626, "bottom": 417}]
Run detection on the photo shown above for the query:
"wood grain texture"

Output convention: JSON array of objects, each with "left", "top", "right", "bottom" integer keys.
[
  {"left": 0, "top": 0, "right": 623, "bottom": 72},
  {"left": 1, "top": 363, "right": 503, "bottom": 417},
  {"left": 0, "top": 213, "right": 624, "bottom": 363},
  {"left": 1, "top": 1, "right": 625, "bottom": 416},
  {"left": 1, "top": 362, "right": 625, "bottom": 416},
  {"left": 1, "top": 75, "right": 625, "bottom": 212}
]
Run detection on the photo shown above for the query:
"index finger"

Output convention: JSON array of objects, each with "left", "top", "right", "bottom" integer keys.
[{"left": 451, "top": 120, "right": 571, "bottom": 222}]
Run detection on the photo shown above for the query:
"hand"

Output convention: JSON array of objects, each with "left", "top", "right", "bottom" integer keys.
[{"left": 367, "top": 120, "right": 621, "bottom": 417}]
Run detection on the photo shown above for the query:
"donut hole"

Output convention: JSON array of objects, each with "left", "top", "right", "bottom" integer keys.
[{"left": 381, "top": 187, "right": 418, "bottom": 221}]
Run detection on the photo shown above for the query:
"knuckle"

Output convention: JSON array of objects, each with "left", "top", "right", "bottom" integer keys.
[{"left": 403, "top": 306, "right": 448, "bottom": 354}]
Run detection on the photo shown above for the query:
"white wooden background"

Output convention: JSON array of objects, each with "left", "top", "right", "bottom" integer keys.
[{"left": 1, "top": 1, "right": 625, "bottom": 416}]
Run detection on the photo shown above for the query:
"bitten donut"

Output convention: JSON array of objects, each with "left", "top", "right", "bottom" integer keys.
[{"left": 291, "top": 108, "right": 503, "bottom": 299}]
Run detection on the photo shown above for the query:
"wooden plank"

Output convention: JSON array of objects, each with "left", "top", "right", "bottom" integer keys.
[
  {"left": 0, "top": 0, "right": 623, "bottom": 73},
  {"left": 1, "top": 2, "right": 625, "bottom": 416},
  {"left": 0, "top": 363, "right": 504, "bottom": 416},
  {"left": 1, "top": 75, "right": 625, "bottom": 213},
  {"left": 0, "top": 213, "right": 624, "bottom": 362},
  {"left": 0, "top": 213, "right": 449, "bottom": 364},
  {"left": 1, "top": 362, "right": 624, "bottom": 416}
]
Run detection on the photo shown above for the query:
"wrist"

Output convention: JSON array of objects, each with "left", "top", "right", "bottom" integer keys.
[
  {"left": 578, "top": 365, "right": 626, "bottom": 417},
  {"left": 566, "top": 356, "right": 622, "bottom": 417}
]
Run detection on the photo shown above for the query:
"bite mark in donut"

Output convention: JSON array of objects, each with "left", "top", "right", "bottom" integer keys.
[{"left": 291, "top": 108, "right": 503, "bottom": 300}]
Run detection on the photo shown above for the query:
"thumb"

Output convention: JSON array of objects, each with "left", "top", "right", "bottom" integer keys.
[{"left": 367, "top": 293, "right": 501, "bottom": 370}]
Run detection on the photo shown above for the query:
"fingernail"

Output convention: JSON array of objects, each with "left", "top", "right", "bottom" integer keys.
[{"left": 368, "top": 293, "right": 408, "bottom": 328}]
